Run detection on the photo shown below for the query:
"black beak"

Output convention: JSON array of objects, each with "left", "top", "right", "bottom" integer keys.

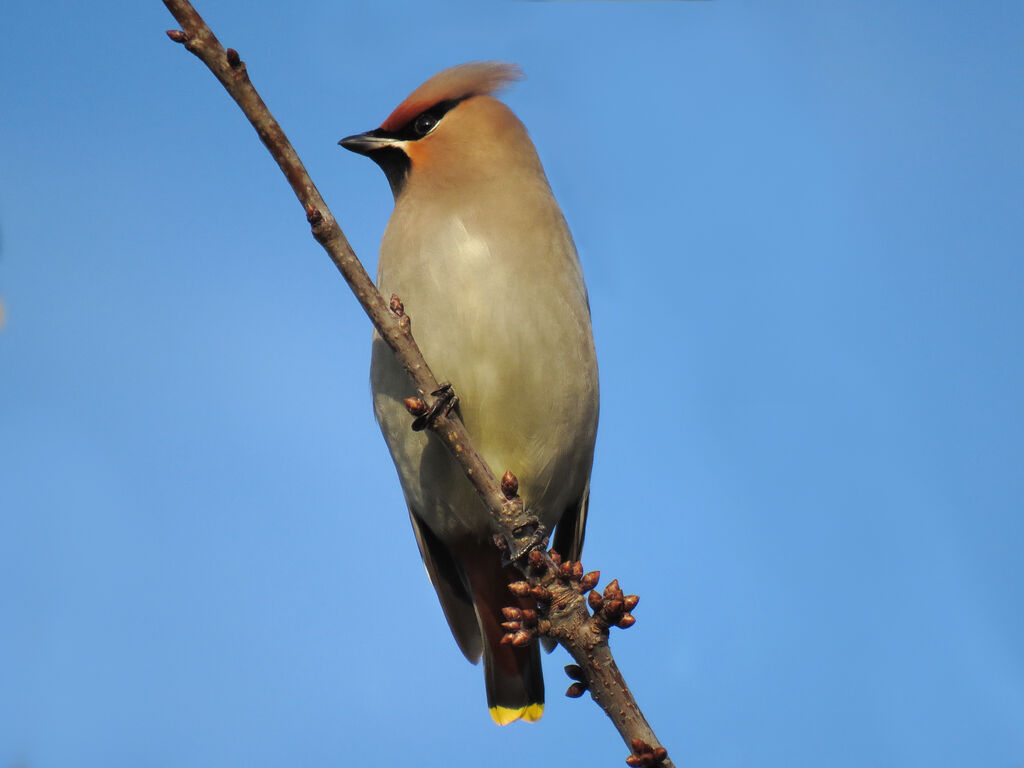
[
  {"left": 338, "top": 130, "right": 396, "bottom": 156},
  {"left": 338, "top": 128, "right": 410, "bottom": 199}
]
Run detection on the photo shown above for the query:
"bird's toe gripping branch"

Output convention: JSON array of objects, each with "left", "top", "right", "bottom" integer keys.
[{"left": 404, "top": 382, "right": 459, "bottom": 432}]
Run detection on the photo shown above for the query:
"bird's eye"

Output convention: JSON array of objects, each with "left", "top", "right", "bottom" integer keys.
[{"left": 414, "top": 113, "right": 438, "bottom": 136}]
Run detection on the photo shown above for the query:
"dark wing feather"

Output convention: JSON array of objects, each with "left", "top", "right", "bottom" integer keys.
[
  {"left": 551, "top": 484, "right": 590, "bottom": 564},
  {"left": 407, "top": 509, "right": 483, "bottom": 662}
]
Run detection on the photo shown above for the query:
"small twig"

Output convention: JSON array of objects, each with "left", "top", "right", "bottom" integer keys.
[{"left": 161, "top": 3, "right": 673, "bottom": 764}]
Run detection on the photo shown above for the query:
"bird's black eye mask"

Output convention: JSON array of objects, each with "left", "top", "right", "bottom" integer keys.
[
  {"left": 353, "top": 97, "right": 466, "bottom": 199},
  {"left": 377, "top": 97, "right": 466, "bottom": 142}
]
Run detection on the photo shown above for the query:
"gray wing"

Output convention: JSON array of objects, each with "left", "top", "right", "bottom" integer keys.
[{"left": 407, "top": 508, "right": 483, "bottom": 663}]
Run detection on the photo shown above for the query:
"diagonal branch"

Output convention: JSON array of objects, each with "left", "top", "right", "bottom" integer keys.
[{"left": 161, "top": 2, "right": 673, "bottom": 765}]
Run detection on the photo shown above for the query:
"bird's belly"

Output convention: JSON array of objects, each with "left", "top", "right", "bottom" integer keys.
[{"left": 371, "top": 226, "right": 597, "bottom": 539}]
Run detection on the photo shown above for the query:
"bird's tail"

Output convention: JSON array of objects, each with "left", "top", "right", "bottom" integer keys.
[
  {"left": 466, "top": 551, "right": 545, "bottom": 724},
  {"left": 483, "top": 627, "right": 545, "bottom": 725}
]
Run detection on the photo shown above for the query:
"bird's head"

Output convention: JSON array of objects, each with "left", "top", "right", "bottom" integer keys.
[{"left": 339, "top": 61, "right": 533, "bottom": 199}]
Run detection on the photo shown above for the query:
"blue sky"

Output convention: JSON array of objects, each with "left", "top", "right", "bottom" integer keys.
[{"left": 2, "top": 1, "right": 1022, "bottom": 766}]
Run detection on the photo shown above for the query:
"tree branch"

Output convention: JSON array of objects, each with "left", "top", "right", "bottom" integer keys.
[{"left": 161, "top": 3, "right": 673, "bottom": 765}]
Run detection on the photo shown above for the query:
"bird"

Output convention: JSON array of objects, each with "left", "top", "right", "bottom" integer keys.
[{"left": 339, "top": 61, "right": 599, "bottom": 725}]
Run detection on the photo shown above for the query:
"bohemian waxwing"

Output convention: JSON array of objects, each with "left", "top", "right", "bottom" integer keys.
[{"left": 339, "top": 61, "right": 599, "bottom": 725}]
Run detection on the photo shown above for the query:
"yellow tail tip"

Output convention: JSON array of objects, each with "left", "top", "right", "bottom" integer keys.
[{"left": 489, "top": 703, "right": 544, "bottom": 725}]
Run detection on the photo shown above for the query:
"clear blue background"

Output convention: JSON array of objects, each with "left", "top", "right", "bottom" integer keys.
[{"left": 2, "top": 1, "right": 1022, "bottom": 766}]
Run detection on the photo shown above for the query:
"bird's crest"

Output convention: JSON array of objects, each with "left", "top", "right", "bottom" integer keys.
[{"left": 381, "top": 61, "right": 523, "bottom": 132}]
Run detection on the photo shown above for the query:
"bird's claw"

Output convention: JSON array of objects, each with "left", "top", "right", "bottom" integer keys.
[
  {"left": 502, "top": 515, "right": 547, "bottom": 562},
  {"left": 411, "top": 383, "right": 459, "bottom": 431}
]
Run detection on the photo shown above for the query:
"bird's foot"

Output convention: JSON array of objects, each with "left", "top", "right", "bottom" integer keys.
[
  {"left": 410, "top": 383, "right": 459, "bottom": 431},
  {"left": 503, "top": 515, "right": 547, "bottom": 562}
]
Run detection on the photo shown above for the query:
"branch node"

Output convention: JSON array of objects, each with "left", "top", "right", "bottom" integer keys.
[
  {"left": 304, "top": 204, "right": 323, "bottom": 227},
  {"left": 604, "top": 599, "right": 625, "bottom": 623},
  {"left": 388, "top": 294, "right": 405, "bottom": 317},
  {"left": 626, "top": 740, "right": 668, "bottom": 766}
]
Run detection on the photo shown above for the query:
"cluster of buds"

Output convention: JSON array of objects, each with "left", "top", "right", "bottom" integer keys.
[
  {"left": 625, "top": 739, "right": 668, "bottom": 767},
  {"left": 523, "top": 549, "right": 600, "bottom": 593},
  {"left": 507, "top": 578, "right": 552, "bottom": 607},
  {"left": 499, "top": 605, "right": 550, "bottom": 647},
  {"left": 588, "top": 578, "right": 639, "bottom": 631}
]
